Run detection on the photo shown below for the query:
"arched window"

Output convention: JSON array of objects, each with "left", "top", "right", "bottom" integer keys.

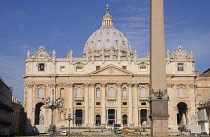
[
  {"left": 179, "top": 88, "right": 184, "bottom": 98},
  {"left": 60, "top": 88, "right": 65, "bottom": 98},
  {"left": 96, "top": 115, "right": 101, "bottom": 126},
  {"left": 122, "top": 115, "right": 127, "bottom": 125},
  {"left": 38, "top": 88, "right": 44, "bottom": 98},
  {"left": 141, "top": 88, "right": 146, "bottom": 97},
  {"left": 122, "top": 88, "right": 127, "bottom": 98},
  {"left": 96, "top": 88, "right": 100, "bottom": 98},
  {"left": 76, "top": 88, "right": 82, "bottom": 97},
  {"left": 109, "top": 87, "right": 114, "bottom": 97},
  {"left": 60, "top": 111, "right": 64, "bottom": 121}
]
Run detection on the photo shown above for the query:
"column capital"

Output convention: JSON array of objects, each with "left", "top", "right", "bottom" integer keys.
[
  {"left": 128, "top": 83, "right": 133, "bottom": 87},
  {"left": 85, "top": 83, "right": 90, "bottom": 87},
  {"left": 48, "top": 83, "right": 57, "bottom": 88},
  {"left": 67, "top": 83, "right": 74, "bottom": 88},
  {"left": 101, "top": 83, "right": 106, "bottom": 87},
  {"left": 133, "top": 83, "right": 138, "bottom": 87},
  {"left": 90, "top": 83, "right": 95, "bottom": 87},
  {"left": 27, "top": 84, "right": 34, "bottom": 88},
  {"left": 116, "top": 83, "right": 122, "bottom": 87}
]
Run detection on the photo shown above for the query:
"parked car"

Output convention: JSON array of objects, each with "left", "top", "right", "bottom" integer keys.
[
  {"left": 115, "top": 129, "right": 122, "bottom": 134},
  {"left": 62, "top": 131, "right": 67, "bottom": 136}
]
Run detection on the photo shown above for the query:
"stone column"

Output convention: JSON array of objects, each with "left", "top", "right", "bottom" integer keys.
[
  {"left": 189, "top": 84, "right": 196, "bottom": 128},
  {"left": 117, "top": 83, "right": 122, "bottom": 124},
  {"left": 133, "top": 83, "right": 138, "bottom": 126},
  {"left": 31, "top": 84, "right": 36, "bottom": 126},
  {"left": 90, "top": 83, "right": 95, "bottom": 126},
  {"left": 128, "top": 83, "right": 133, "bottom": 126},
  {"left": 25, "top": 84, "right": 34, "bottom": 133},
  {"left": 67, "top": 83, "right": 74, "bottom": 126},
  {"left": 150, "top": 0, "right": 169, "bottom": 136},
  {"left": 84, "top": 83, "right": 89, "bottom": 125},
  {"left": 101, "top": 83, "right": 106, "bottom": 125}
]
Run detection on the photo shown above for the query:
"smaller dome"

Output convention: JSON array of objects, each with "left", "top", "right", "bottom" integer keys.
[{"left": 83, "top": 6, "right": 132, "bottom": 57}]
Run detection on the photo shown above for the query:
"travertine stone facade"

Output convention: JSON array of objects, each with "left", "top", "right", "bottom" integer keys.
[{"left": 23, "top": 7, "right": 197, "bottom": 133}]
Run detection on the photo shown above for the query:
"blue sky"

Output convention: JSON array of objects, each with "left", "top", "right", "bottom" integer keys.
[{"left": 0, "top": 0, "right": 210, "bottom": 102}]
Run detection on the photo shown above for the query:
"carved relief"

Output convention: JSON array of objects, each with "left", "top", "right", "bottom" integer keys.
[
  {"left": 27, "top": 84, "right": 34, "bottom": 88},
  {"left": 170, "top": 45, "right": 194, "bottom": 60}
]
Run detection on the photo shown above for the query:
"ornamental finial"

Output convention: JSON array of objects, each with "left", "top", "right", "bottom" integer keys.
[{"left": 106, "top": 4, "right": 109, "bottom": 10}]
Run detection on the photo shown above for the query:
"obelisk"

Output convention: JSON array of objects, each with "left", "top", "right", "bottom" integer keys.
[{"left": 149, "top": 0, "right": 169, "bottom": 137}]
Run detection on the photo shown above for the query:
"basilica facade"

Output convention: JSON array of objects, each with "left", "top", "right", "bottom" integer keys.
[{"left": 23, "top": 7, "right": 197, "bottom": 132}]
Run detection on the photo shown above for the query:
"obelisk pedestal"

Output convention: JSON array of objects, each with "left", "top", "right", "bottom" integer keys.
[{"left": 149, "top": 0, "right": 169, "bottom": 137}]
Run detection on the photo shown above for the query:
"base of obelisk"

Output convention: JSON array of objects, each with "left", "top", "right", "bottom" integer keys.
[{"left": 149, "top": 100, "right": 169, "bottom": 137}]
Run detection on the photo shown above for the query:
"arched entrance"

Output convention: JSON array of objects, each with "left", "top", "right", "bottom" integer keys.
[
  {"left": 35, "top": 102, "right": 44, "bottom": 125},
  {"left": 96, "top": 115, "right": 101, "bottom": 126},
  {"left": 122, "top": 115, "right": 127, "bottom": 125},
  {"left": 177, "top": 102, "right": 188, "bottom": 125}
]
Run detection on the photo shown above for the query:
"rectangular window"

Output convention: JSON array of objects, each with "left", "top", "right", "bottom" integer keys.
[
  {"left": 76, "top": 88, "right": 82, "bottom": 97},
  {"left": 38, "top": 63, "right": 45, "bottom": 71},
  {"left": 96, "top": 90, "right": 100, "bottom": 98},
  {"left": 139, "top": 65, "right": 147, "bottom": 71},
  {"left": 96, "top": 102, "right": 100, "bottom": 105},
  {"left": 60, "top": 66, "right": 65, "bottom": 72},
  {"left": 141, "top": 102, "right": 146, "bottom": 105},
  {"left": 38, "top": 88, "right": 44, "bottom": 98},
  {"left": 109, "top": 87, "right": 115, "bottom": 97},
  {"left": 76, "top": 66, "right": 83, "bottom": 72},
  {"left": 177, "top": 63, "right": 184, "bottom": 71},
  {"left": 122, "top": 66, "right": 127, "bottom": 70},
  {"left": 123, "top": 102, "right": 127, "bottom": 105},
  {"left": 96, "top": 66, "right": 100, "bottom": 71},
  {"left": 179, "top": 88, "right": 184, "bottom": 98},
  {"left": 122, "top": 90, "right": 127, "bottom": 98},
  {"left": 141, "top": 88, "right": 146, "bottom": 97},
  {"left": 76, "top": 102, "right": 82, "bottom": 105}
]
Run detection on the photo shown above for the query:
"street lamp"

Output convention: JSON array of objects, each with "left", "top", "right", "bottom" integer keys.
[
  {"left": 42, "top": 89, "right": 64, "bottom": 137},
  {"left": 64, "top": 109, "right": 75, "bottom": 137}
]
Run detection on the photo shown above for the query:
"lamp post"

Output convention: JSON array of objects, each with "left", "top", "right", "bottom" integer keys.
[
  {"left": 42, "top": 89, "right": 64, "bottom": 137},
  {"left": 64, "top": 109, "right": 75, "bottom": 137}
]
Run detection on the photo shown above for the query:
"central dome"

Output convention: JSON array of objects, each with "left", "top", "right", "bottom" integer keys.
[{"left": 83, "top": 6, "right": 132, "bottom": 56}]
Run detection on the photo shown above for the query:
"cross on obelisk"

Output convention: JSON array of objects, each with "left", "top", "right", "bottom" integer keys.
[{"left": 149, "top": 0, "right": 169, "bottom": 137}]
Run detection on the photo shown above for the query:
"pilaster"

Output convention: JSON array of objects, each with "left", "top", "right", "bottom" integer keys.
[
  {"left": 90, "top": 83, "right": 95, "bottom": 126},
  {"left": 101, "top": 83, "right": 106, "bottom": 125},
  {"left": 128, "top": 83, "right": 133, "bottom": 126},
  {"left": 67, "top": 83, "right": 74, "bottom": 126},
  {"left": 84, "top": 83, "right": 89, "bottom": 125},
  {"left": 117, "top": 83, "right": 122, "bottom": 124},
  {"left": 133, "top": 83, "right": 138, "bottom": 126}
]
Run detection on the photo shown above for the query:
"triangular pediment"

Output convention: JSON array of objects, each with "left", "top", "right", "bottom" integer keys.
[{"left": 89, "top": 64, "right": 133, "bottom": 76}]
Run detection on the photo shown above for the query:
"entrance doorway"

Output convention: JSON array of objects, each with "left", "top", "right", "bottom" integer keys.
[
  {"left": 140, "top": 109, "right": 147, "bottom": 125},
  {"left": 177, "top": 102, "right": 188, "bottom": 125},
  {"left": 108, "top": 109, "right": 115, "bottom": 125},
  {"left": 96, "top": 115, "right": 101, "bottom": 126},
  {"left": 35, "top": 102, "right": 44, "bottom": 125},
  {"left": 75, "top": 109, "right": 83, "bottom": 125},
  {"left": 122, "top": 115, "right": 127, "bottom": 125}
]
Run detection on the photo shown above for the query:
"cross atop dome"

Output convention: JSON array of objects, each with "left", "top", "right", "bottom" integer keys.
[{"left": 101, "top": 4, "right": 114, "bottom": 28}]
